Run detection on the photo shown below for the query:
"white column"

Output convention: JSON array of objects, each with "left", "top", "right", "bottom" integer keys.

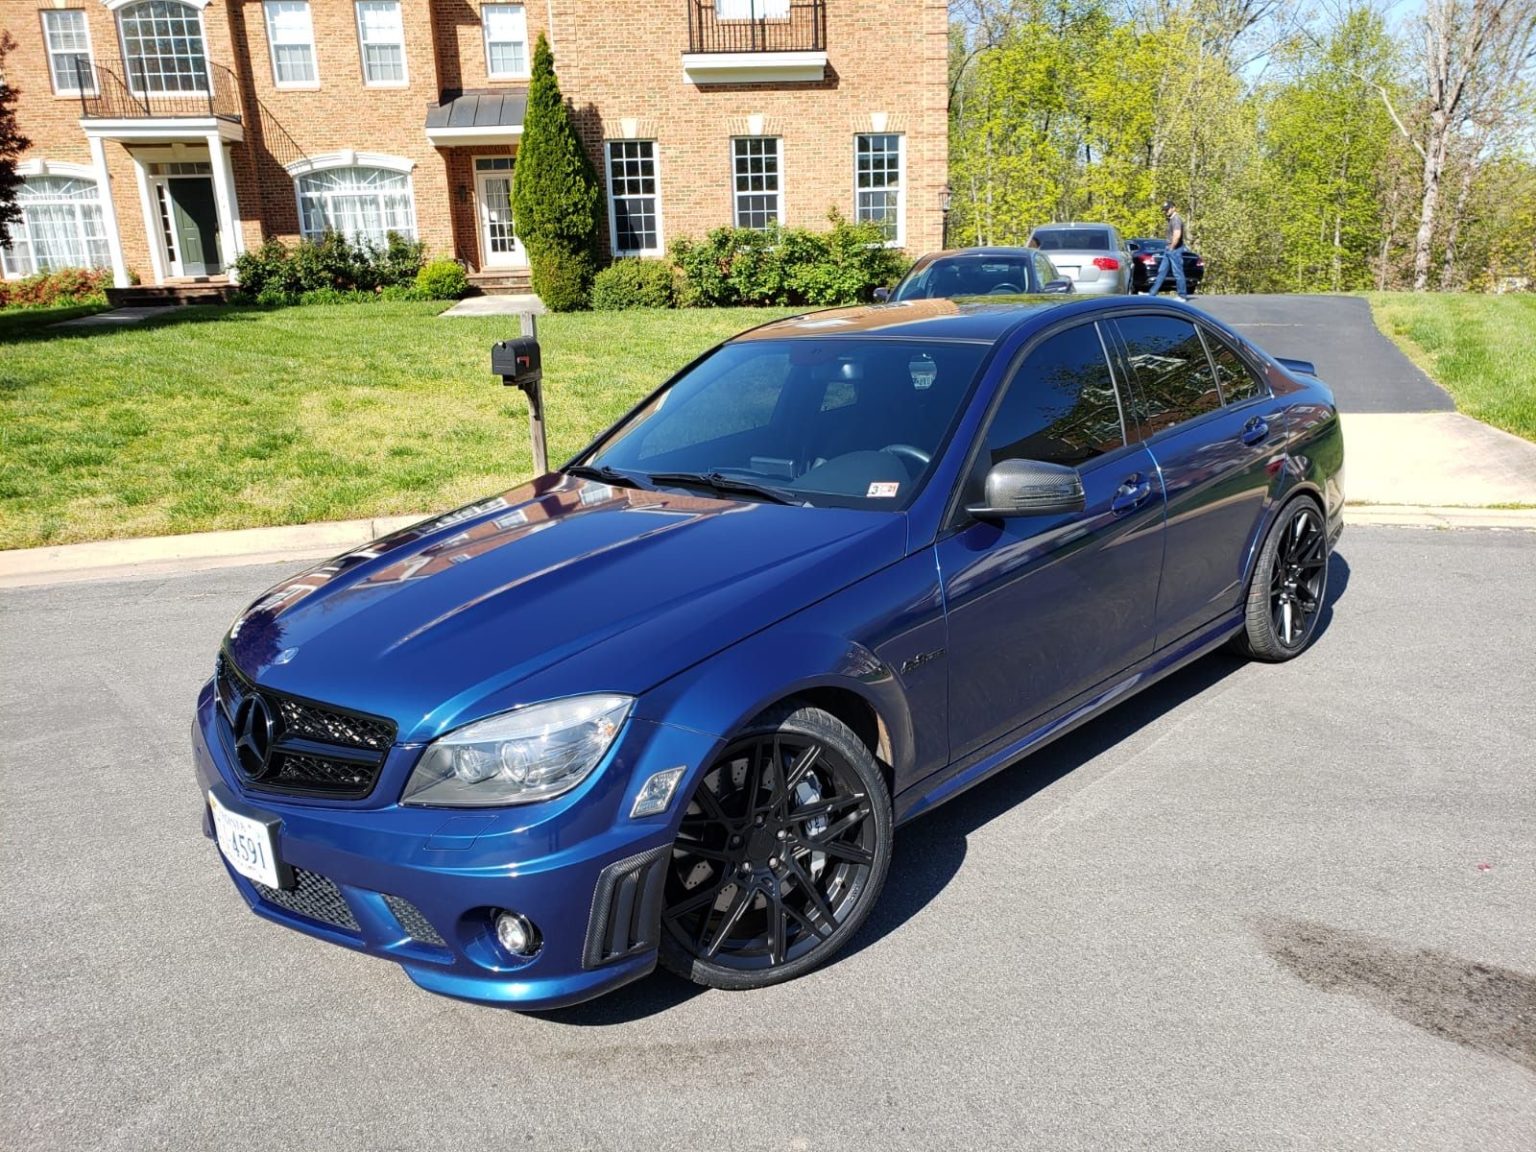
[
  {"left": 87, "top": 134, "right": 130, "bottom": 288},
  {"left": 130, "top": 153, "right": 167, "bottom": 285},
  {"left": 205, "top": 131, "right": 240, "bottom": 279}
]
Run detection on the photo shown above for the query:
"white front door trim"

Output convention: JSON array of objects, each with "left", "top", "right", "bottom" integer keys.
[{"left": 474, "top": 156, "right": 526, "bottom": 269}]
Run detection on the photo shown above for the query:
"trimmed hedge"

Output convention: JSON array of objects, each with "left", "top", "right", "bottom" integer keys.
[
  {"left": 671, "top": 214, "right": 907, "bottom": 307},
  {"left": 0, "top": 267, "right": 111, "bottom": 309},
  {"left": 591, "top": 258, "right": 675, "bottom": 309},
  {"left": 416, "top": 259, "right": 470, "bottom": 300}
]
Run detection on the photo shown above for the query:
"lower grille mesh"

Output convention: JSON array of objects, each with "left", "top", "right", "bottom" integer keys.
[
  {"left": 384, "top": 895, "right": 446, "bottom": 947},
  {"left": 253, "top": 867, "right": 360, "bottom": 933}
]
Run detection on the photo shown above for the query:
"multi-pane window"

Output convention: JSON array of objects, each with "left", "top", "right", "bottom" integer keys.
[
  {"left": 732, "top": 137, "right": 783, "bottom": 231},
  {"left": 855, "top": 133, "right": 904, "bottom": 245},
  {"left": 1, "top": 177, "right": 110, "bottom": 279},
  {"left": 119, "top": 1, "right": 209, "bottom": 94},
  {"left": 482, "top": 4, "right": 528, "bottom": 79},
  {"left": 264, "top": 1, "right": 317, "bottom": 86},
  {"left": 356, "top": 1, "right": 407, "bottom": 86},
  {"left": 41, "top": 10, "right": 95, "bottom": 95},
  {"left": 607, "top": 141, "right": 661, "bottom": 256},
  {"left": 296, "top": 167, "right": 416, "bottom": 246}
]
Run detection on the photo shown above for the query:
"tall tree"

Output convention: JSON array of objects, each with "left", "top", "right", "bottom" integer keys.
[
  {"left": 1409, "top": 0, "right": 1536, "bottom": 289},
  {"left": 0, "top": 32, "right": 31, "bottom": 243}
]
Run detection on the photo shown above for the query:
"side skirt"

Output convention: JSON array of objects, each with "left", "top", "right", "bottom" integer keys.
[{"left": 894, "top": 609, "right": 1245, "bottom": 825}]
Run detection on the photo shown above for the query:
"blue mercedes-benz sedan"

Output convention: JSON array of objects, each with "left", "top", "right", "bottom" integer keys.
[{"left": 194, "top": 296, "right": 1344, "bottom": 1008}]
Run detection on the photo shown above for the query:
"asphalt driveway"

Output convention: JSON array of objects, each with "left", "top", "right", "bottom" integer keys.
[
  {"left": 1197, "top": 295, "right": 1454, "bottom": 413},
  {"left": 2, "top": 526, "right": 1533, "bottom": 1150}
]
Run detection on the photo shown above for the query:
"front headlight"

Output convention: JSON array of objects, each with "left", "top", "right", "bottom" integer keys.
[{"left": 402, "top": 694, "right": 633, "bottom": 807}]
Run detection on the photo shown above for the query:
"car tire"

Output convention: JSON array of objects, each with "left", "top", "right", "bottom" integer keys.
[
  {"left": 657, "top": 702, "right": 893, "bottom": 991},
  {"left": 1235, "top": 496, "right": 1329, "bottom": 662}
]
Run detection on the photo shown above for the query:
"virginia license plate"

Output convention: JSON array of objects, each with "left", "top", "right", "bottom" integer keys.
[{"left": 209, "top": 791, "right": 281, "bottom": 888}]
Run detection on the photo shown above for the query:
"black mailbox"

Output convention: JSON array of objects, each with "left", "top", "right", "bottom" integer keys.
[{"left": 492, "top": 337, "right": 542, "bottom": 387}]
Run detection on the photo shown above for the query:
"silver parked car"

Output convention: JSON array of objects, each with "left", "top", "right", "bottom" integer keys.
[{"left": 1025, "top": 223, "right": 1133, "bottom": 295}]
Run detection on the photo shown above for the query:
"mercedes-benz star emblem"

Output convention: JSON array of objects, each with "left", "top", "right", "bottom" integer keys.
[{"left": 233, "top": 695, "right": 277, "bottom": 778}]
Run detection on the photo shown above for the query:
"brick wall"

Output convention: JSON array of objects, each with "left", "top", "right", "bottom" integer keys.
[{"left": 3, "top": 0, "right": 948, "bottom": 282}]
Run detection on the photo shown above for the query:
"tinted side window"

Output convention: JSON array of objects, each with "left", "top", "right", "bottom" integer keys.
[
  {"left": 1116, "top": 315, "right": 1222, "bottom": 435},
  {"left": 981, "top": 324, "right": 1125, "bottom": 471},
  {"left": 1203, "top": 328, "right": 1267, "bottom": 405}
]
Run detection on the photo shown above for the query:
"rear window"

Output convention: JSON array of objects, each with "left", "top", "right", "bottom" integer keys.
[
  {"left": 1031, "top": 228, "right": 1112, "bottom": 251},
  {"left": 892, "top": 256, "right": 1032, "bottom": 300}
]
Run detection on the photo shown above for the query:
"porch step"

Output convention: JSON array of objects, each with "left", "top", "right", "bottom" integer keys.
[
  {"left": 106, "top": 283, "right": 238, "bottom": 307},
  {"left": 468, "top": 269, "right": 533, "bottom": 295}
]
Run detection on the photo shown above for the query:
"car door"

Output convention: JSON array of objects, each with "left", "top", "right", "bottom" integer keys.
[
  {"left": 936, "top": 320, "right": 1168, "bottom": 765},
  {"left": 1108, "top": 312, "right": 1282, "bottom": 647}
]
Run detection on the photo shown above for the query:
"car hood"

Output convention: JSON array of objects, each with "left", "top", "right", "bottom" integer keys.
[{"left": 224, "top": 476, "right": 906, "bottom": 743}]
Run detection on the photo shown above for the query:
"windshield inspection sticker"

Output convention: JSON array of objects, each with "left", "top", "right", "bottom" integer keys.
[
  {"left": 909, "top": 355, "right": 937, "bottom": 390},
  {"left": 867, "top": 482, "right": 901, "bottom": 499}
]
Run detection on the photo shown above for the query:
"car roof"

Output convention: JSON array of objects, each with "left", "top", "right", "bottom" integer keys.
[{"left": 728, "top": 296, "right": 1174, "bottom": 345}]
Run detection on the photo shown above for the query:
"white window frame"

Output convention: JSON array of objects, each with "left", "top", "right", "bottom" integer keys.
[
  {"left": 605, "top": 140, "right": 664, "bottom": 258},
  {"left": 854, "top": 133, "right": 905, "bottom": 248},
  {"left": 40, "top": 10, "right": 97, "bottom": 96},
  {"left": 731, "top": 136, "right": 785, "bottom": 231},
  {"left": 116, "top": 1, "right": 211, "bottom": 97},
  {"left": 481, "top": 3, "right": 530, "bottom": 80},
  {"left": 1, "top": 169, "right": 112, "bottom": 280},
  {"left": 287, "top": 153, "right": 418, "bottom": 246},
  {"left": 355, "top": 0, "right": 408, "bottom": 88},
  {"left": 263, "top": 0, "right": 319, "bottom": 89}
]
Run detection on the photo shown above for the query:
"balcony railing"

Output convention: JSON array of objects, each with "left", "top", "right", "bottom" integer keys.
[
  {"left": 687, "top": 0, "right": 826, "bottom": 53},
  {"left": 77, "top": 59, "right": 241, "bottom": 122}
]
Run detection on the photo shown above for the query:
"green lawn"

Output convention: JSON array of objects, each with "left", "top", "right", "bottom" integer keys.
[
  {"left": 1368, "top": 292, "right": 1536, "bottom": 443},
  {"left": 0, "top": 303, "right": 794, "bottom": 550}
]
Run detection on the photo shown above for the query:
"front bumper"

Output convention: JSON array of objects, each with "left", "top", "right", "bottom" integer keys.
[{"left": 192, "top": 682, "right": 719, "bottom": 1009}]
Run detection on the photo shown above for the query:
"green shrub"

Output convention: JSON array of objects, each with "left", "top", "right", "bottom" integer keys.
[
  {"left": 670, "top": 213, "right": 907, "bottom": 308},
  {"left": 0, "top": 267, "right": 111, "bottom": 309},
  {"left": 255, "top": 284, "right": 295, "bottom": 307},
  {"left": 531, "top": 243, "right": 593, "bottom": 311},
  {"left": 233, "top": 232, "right": 426, "bottom": 302},
  {"left": 297, "top": 287, "right": 374, "bottom": 305},
  {"left": 591, "top": 259, "right": 675, "bottom": 309},
  {"left": 415, "top": 259, "right": 470, "bottom": 300},
  {"left": 378, "top": 283, "right": 425, "bottom": 301}
]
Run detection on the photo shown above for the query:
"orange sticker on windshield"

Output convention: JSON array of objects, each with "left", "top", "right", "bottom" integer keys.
[{"left": 867, "top": 482, "right": 900, "bottom": 499}]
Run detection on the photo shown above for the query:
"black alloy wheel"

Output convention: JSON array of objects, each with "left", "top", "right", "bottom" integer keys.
[
  {"left": 1238, "top": 496, "right": 1329, "bottom": 661},
  {"left": 658, "top": 704, "right": 892, "bottom": 990}
]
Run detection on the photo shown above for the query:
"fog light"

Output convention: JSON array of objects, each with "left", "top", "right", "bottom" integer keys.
[{"left": 495, "top": 911, "right": 539, "bottom": 956}]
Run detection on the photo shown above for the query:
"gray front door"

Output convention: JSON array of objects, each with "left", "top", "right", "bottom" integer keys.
[{"left": 168, "top": 177, "right": 221, "bottom": 277}]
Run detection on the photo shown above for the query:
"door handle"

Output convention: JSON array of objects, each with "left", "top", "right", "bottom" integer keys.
[
  {"left": 1241, "top": 416, "right": 1269, "bottom": 445},
  {"left": 1112, "top": 474, "right": 1153, "bottom": 513}
]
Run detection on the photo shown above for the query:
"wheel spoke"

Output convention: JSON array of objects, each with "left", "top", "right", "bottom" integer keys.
[
  {"left": 818, "top": 839, "right": 874, "bottom": 867},
  {"left": 783, "top": 856, "right": 840, "bottom": 931},
  {"left": 788, "top": 791, "right": 866, "bottom": 824},
  {"left": 692, "top": 779, "right": 730, "bottom": 826},
  {"left": 816, "top": 801, "right": 873, "bottom": 844},
  {"left": 663, "top": 876, "right": 731, "bottom": 923},
  {"left": 767, "top": 882, "right": 787, "bottom": 965},
  {"left": 1282, "top": 599, "right": 1294, "bottom": 644},
  {"left": 784, "top": 901, "right": 835, "bottom": 941},
  {"left": 778, "top": 743, "right": 821, "bottom": 811},
  {"left": 674, "top": 841, "right": 734, "bottom": 863},
  {"left": 700, "top": 881, "right": 755, "bottom": 959}
]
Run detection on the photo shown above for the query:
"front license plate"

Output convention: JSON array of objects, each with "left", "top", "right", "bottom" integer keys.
[{"left": 209, "top": 791, "right": 282, "bottom": 888}]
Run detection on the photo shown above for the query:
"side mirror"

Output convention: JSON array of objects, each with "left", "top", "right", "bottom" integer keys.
[
  {"left": 872, "top": 286, "right": 892, "bottom": 303},
  {"left": 1041, "top": 278, "right": 1074, "bottom": 295},
  {"left": 966, "top": 459, "right": 1085, "bottom": 519}
]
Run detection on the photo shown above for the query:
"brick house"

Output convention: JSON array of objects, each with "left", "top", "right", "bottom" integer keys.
[{"left": 1, "top": 0, "right": 948, "bottom": 293}]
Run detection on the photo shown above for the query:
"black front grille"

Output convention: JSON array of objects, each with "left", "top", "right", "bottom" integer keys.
[
  {"left": 253, "top": 867, "right": 360, "bottom": 933},
  {"left": 216, "top": 652, "right": 396, "bottom": 799},
  {"left": 383, "top": 894, "right": 446, "bottom": 947}
]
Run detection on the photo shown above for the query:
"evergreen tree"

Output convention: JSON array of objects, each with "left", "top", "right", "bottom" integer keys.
[
  {"left": 0, "top": 33, "right": 31, "bottom": 243},
  {"left": 511, "top": 34, "right": 600, "bottom": 308}
]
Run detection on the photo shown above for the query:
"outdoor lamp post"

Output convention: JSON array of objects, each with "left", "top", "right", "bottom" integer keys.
[{"left": 941, "top": 183, "right": 953, "bottom": 247}]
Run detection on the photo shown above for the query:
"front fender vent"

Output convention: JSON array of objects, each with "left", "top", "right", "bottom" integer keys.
[{"left": 583, "top": 845, "right": 671, "bottom": 969}]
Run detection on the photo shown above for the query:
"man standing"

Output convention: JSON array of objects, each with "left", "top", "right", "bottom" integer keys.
[{"left": 1147, "top": 200, "right": 1189, "bottom": 300}]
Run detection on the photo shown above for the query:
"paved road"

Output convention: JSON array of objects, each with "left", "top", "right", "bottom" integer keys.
[
  {"left": 1197, "top": 294, "right": 1454, "bottom": 413},
  {"left": 2, "top": 527, "right": 1533, "bottom": 1150}
]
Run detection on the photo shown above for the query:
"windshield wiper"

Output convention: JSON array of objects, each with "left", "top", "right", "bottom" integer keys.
[
  {"left": 645, "top": 471, "right": 799, "bottom": 506},
  {"left": 564, "top": 463, "right": 649, "bottom": 490}
]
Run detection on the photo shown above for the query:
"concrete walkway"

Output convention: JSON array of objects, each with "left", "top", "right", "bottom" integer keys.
[
  {"left": 1344, "top": 412, "right": 1536, "bottom": 506},
  {"left": 439, "top": 293, "right": 544, "bottom": 317},
  {"left": 49, "top": 306, "right": 164, "bottom": 329}
]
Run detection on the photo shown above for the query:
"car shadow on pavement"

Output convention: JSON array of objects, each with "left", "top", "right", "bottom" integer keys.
[{"left": 542, "top": 548, "right": 1353, "bottom": 1025}]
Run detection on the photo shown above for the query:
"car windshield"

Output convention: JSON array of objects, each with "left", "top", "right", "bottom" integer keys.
[
  {"left": 1031, "top": 228, "right": 1112, "bottom": 251},
  {"left": 583, "top": 338, "right": 992, "bottom": 510},
  {"left": 892, "top": 255, "right": 1033, "bottom": 301}
]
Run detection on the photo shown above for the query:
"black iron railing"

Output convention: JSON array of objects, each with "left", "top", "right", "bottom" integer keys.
[
  {"left": 77, "top": 58, "right": 241, "bottom": 122},
  {"left": 687, "top": 0, "right": 826, "bottom": 53}
]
